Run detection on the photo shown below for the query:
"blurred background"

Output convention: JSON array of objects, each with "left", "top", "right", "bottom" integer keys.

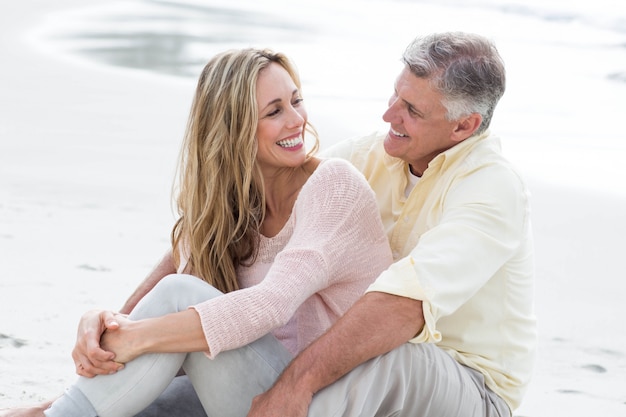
[{"left": 1, "top": 0, "right": 625, "bottom": 415}]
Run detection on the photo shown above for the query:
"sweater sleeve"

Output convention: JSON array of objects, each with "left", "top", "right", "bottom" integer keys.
[{"left": 192, "top": 159, "right": 392, "bottom": 358}]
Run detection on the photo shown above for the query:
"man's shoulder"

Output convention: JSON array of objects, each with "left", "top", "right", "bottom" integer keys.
[
  {"left": 322, "top": 131, "right": 384, "bottom": 161},
  {"left": 469, "top": 133, "right": 526, "bottom": 184}
]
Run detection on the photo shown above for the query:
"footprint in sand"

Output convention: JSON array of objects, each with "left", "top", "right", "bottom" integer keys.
[
  {"left": 77, "top": 264, "right": 111, "bottom": 272},
  {"left": 0, "top": 333, "right": 27, "bottom": 348},
  {"left": 580, "top": 364, "right": 607, "bottom": 373}
]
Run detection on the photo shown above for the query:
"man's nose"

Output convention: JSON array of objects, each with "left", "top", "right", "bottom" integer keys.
[{"left": 382, "top": 98, "right": 400, "bottom": 123}]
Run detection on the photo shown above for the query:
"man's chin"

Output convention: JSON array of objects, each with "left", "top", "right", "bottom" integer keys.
[{"left": 383, "top": 133, "right": 407, "bottom": 157}]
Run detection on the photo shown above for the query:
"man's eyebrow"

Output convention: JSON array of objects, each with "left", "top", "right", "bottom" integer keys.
[{"left": 403, "top": 98, "right": 424, "bottom": 116}]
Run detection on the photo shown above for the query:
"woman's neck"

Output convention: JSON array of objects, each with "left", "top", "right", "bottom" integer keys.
[{"left": 260, "top": 158, "right": 320, "bottom": 237}]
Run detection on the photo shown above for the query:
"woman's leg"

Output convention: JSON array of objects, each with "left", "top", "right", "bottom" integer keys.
[
  {"left": 134, "top": 331, "right": 293, "bottom": 417},
  {"left": 132, "top": 376, "right": 206, "bottom": 417},
  {"left": 183, "top": 332, "right": 292, "bottom": 416},
  {"left": 45, "top": 275, "right": 221, "bottom": 417},
  {"left": 45, "top": 274, "right": 294, "bottom": 417}
]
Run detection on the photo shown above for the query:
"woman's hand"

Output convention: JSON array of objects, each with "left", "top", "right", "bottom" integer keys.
[
  {"left": 75, "top": 308, "right": 209, "bottom": 375},
  {"left": 100, "top": 314, "right": 143, "bottom": 364},
  {"left": 72, "top": 310, "right": 125, "bottom": 378}
]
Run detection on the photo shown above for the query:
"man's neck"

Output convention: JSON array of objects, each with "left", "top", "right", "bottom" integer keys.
[{"left": 408, "top": 164, "right": 423, "bottom": 177}]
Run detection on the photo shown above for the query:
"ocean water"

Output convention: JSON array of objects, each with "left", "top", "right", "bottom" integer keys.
[{"left": 29, "top": 0, "right": 626, "bottom": 197}]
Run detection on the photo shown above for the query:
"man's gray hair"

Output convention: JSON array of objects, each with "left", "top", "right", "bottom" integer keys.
[{"left": 402, "top": 32, "right": 506, "bottom": 135}]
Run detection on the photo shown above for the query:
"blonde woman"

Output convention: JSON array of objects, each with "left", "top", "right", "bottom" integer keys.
[{"left": 9, "top": 48, "right": 392, "bottom": 417}]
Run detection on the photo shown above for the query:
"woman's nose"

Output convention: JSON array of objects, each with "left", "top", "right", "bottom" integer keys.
[{"left": 288, "top": 107, "right": 306, "bottom": 128}]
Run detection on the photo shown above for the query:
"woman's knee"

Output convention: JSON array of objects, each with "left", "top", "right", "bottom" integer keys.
[{"left": 131, "top": 274, "right": 223, "bottom": 319}]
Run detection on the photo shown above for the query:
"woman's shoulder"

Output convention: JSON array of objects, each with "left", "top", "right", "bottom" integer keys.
[
  {"left": 300, "top": 157, "right": 370, "bottom": 199},
  {"left": 312, "top": 157, "right": 364, "bottom": 181}
]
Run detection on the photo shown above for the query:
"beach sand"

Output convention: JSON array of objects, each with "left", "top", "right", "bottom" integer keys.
[
  {"left": 0, "top": 0, "right": 192, "bottom": 406},
  {"left": 1, "top": 1, "right": 625, "bottom": 416}
]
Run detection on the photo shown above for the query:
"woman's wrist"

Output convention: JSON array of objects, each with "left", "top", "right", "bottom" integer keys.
[{"left": 126, "top": 318, "right": 157, "bottom": 357}]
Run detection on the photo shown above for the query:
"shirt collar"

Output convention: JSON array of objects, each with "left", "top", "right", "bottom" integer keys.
[{"left": 382, "top": 130, "right": 493, "bottom": 176}]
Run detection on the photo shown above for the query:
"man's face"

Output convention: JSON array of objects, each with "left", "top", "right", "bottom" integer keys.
[{"left": 382, "top": 66, "right": 461, "bottom": 176}]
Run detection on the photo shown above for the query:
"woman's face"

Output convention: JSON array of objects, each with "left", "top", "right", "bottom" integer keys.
[{"left": 255, "top": 62, "right": 308, "bottom": 173}]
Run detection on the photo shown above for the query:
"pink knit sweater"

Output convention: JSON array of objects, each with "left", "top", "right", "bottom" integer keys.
[{"left": 191, "top": 158, "right": 392, "bottom": 358}]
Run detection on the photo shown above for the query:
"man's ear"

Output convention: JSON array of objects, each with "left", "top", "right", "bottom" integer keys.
[{"left": 451, "top": 113, "right": 482, "bottom": 142}]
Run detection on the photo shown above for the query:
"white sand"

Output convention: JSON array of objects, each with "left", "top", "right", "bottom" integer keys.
[{"left": 1, "top": 1, "right": 625, "bottom": 416}]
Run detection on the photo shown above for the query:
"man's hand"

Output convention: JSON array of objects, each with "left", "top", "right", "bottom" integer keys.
[
  {"left": 247, "top": 292, "right": 423, "bottom": 417},
  {"left": 72, "top": 310, "right": 124, "bottom": 377},
  {"left": 247, "top": 382, "right": 311, "bottom": 417}
]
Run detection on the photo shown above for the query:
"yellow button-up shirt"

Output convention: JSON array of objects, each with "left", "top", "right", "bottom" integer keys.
[{"left": 324, "top": 131, "right": 536, "bottom": 411}]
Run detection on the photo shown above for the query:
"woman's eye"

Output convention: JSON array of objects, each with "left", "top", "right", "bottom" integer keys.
[{"left": 267, "top": 108, "right": 280, "bottom": 117}]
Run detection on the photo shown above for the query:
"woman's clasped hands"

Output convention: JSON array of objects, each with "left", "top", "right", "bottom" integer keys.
[{"left": 71, "top": 309, "right": 128, "bottom": 377}]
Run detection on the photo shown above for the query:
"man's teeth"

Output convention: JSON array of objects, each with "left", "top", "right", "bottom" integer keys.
[
  {"left": 277, "top": 137, "right": 303, "bottom": 148},
  {"left": 392, "top": 129, "right": 408, "bottom": 137}
]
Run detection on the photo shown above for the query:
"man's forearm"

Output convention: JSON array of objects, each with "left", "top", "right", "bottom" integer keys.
[
  {"left": 277, "top": 291, "right": 423, "bottom": 398},
  {"left": 119, "top": 249, "right": 176, "bottom": 314}
]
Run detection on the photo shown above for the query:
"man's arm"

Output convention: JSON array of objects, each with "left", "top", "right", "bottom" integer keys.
[
  {"left": 248, "top": 291, "right": 423, "bottom": 417},
  {"left": 73, "top": 249, "right": 177, "bottom": 377}
]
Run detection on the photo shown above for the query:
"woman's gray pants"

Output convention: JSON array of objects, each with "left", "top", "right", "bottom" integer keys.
[
  {"left": 44, "top": 274, "right": 293, "bottom": 417},
  {"left": 136, "top": 331, "right": 513, "bottom": 417}
]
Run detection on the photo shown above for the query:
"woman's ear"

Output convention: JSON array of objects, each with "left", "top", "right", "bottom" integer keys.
[{"left": 451, "top": 113, "right": 482, "bottom": 142}]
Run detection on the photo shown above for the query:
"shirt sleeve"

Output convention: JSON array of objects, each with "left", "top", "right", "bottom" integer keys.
[
  {"left": 192, "top": 159, "right": 391, "bottom": 357},
  {"left": 367, "top": 162, "right": 530, "bottom": 344}
]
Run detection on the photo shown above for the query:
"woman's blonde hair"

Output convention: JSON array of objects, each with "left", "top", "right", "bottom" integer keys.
[{"left": 171, "top": 48, "right": 319, "bottom": 293}]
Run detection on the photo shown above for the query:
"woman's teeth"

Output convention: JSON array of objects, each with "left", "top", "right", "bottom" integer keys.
[{"left": 277, "top": 137, "right": 303, "bottom": 148}]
